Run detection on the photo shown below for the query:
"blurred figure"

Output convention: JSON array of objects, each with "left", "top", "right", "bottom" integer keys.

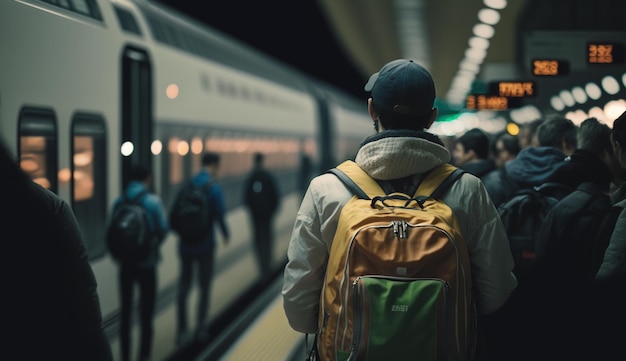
[
  {"left": 175, "top": 152, "right": 230, "bottom": 346},
  {"left": 111, "top": 165, "right": 169, "bottom": 361},
  {"left": 597, "top": 110, "right": 626, "bottom": 280},
  {"left": 518, "top": 119, "right": 542, "bottom": 149},
  {"left": 244, "top": 152, "right": 280, "bottom": 281},
  {"left": 0, "top": 137, "right": 113, "bottom": 361},
  {"left": 452, "top": 127, "right": 496, "bottom": 178},
  {"left": 482, "top": 115, "right": 577, "bottom": 207},
  {"left": 492, "top": 131, "right": 521, "bottom": 169}
]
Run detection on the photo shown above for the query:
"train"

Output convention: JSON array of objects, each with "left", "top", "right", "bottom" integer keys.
[{"left": 0, "top": 0, "right": 373, "bottom": 351}]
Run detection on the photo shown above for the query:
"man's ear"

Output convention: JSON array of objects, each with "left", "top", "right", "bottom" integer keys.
[
  {"left": 425, "top": 108, "right": 438, "bottom": 129},
  {"left": 367, "top": 98, "right": 378, "bottom": 121}
]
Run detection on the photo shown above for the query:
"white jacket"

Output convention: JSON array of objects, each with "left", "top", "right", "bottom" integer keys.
[{"left": 282, "top": 131, "right": 518, "bottom": 333}]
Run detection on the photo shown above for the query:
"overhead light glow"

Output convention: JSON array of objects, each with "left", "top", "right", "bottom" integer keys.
[
  {"left": 478, "top": 8, "right": 501, "bottom": 25},
  {"left": 484, "top": 0, "right": 507, "bottom": 10},
  {"left": 585, "top": 82, "right": 603, "bottom": 100},
  {"left": 559, "top": 90, "right": 575, "bottom": 107},
  {"left": 550, "top": 96, "right": 565, "bottom": 111},
  {"left": 601, "top": 76, "right": 620, "bottom": 95},
  {"left": 473, "top": 23, "right": 495, "bottom": 39},
  {"left": 605, "top": 100, "right": 626, "bottom": 122},
  {"left": 469, "top": 36, "right": 490, "bottom": 50},
  {"left": 571, "top": 86, "right": 588, "bottom": 104}
]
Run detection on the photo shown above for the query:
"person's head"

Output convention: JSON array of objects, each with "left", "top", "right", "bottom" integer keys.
[
  {"left": 253, "top": 152, "right": 264, "bottom": 167},
  {"left": 611, "top": 110, "right": 626, "bottom": 168},
  {"left": 452, "top": 128, "right": 490, "bottom": 166},
  {"left": 364, "top": 59, "right": 438, "bottom": 132},
  {"left": 129, "top": 164, "right": 152, "bottom": 185},
  {"left": 535, "top": 115, "right": 577, "bottom": 155},
  {"left": 578, "top": 117, "right": 621, "bottom": 184},
  {"left": 493, "top": 131, "right": 521, "bottom": 168},
  {"left": 202, "top": 152, "right": 221, "bottom": 174}
]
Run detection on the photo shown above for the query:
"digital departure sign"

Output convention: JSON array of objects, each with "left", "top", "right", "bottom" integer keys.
[
  {"left": 532, "top": 59, "right": 570, "bottom": 76},
  {"left": 466, "top": 94, "right": 514, "bottom": 110},
  {"left": 588, "top": 42, "right": 625, "bottom": 64},
  {"left": 488, "top": 81, "right": 536, "bottom": 98}
]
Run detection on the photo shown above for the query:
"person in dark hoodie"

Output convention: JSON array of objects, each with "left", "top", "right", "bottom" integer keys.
[
  {"left": 0, "top": 136, "right": 113, "bottom": 361},
  {"left": 481, "top": 115, "right": 577, "bottom": 207}
]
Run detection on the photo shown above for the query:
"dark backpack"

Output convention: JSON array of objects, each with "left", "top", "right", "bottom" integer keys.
[
  {"left": 170, "top": 180, "right": 213, "bottom": 243},
  {"left": 106, "top": 191, "right": 153, "bottom": 262},
  {"left": 533, "top": 182, "right": 614, "bottom": 279},
  {"left": 497, "top": 182, "right": 574, "bottom": 278}
]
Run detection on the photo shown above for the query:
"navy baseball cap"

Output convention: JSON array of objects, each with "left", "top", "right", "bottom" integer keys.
[{"left": 364, "top": 59, "right": 436, "bottom": 116}]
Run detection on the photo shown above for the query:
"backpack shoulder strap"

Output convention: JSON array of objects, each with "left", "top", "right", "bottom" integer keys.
[
  {"left": 327, "top": 160, "right": 385, "bottom": 200},
  {"left": 416, "top": 163, "right": 465, "bottom": 198}
]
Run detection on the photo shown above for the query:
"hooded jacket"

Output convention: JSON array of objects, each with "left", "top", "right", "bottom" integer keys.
[
  {"left": 282, "top": 130, "right": 518, "bottom": 333},
  {"left": 482, "top": 146, "right": 568, "bottom": 207}
]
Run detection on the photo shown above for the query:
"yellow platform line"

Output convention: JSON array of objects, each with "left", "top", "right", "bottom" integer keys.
[{"left": 221, "top": 295, "right": 304, "bottom": 361}]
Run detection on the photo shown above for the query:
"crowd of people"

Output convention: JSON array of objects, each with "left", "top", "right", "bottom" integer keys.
[
  {"left": 283, "top": 58, "right": 626, "bottom": 361},
  {"left": 6, "top": 56, "right": 626, "bottom": 361}
]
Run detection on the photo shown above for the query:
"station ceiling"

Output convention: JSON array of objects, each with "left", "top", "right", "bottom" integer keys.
[{"left": 317, "top": 0, "right": 626, "bottom": 112}]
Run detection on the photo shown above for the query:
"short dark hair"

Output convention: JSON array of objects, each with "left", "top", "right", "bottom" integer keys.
[
  {"left": 536, "top": 115, "right": 577, "bottom": 150},
  {"left": 494, "top": 131, "right": 521, "bottom": 156},
  {"left": 457, "top": 128, "right": 490, "bottom": 159},
  {"left": 578, "top": 117, "right": 613, "bottom": 156},
  {"left": 129, "top": 165, "right": 151, "bottom": 181},
  {"left": 373, "top": 104, "right": 432, "bottom": 131},
  {"left": 202, "top": 152, "right": 220, "bottom": 166},
  {"left": 612, "top": 111, "right": 626, "bottom": 148}
]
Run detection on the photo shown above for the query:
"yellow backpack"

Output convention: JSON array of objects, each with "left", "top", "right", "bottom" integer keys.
[{"left": 316, "top": 160, "right": 475, "bottom": 361}]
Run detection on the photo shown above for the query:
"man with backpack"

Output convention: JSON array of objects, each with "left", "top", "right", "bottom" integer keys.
[
  {"left": 171, "top": 152, "right": 230, "bottom": 346},
  {"left": 108, "top": 165, "right": 169, "bottom": 361},
  {"left": 282, "top": 59, "right": 517, "bottom": 361}
]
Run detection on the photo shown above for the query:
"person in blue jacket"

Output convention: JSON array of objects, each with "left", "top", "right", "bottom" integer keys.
[
  {"left": 175, "top": 152, "right": 230, "bottom": 346},
  {"left": 111, "top": 165, "right": 169, "bottom": 361}
]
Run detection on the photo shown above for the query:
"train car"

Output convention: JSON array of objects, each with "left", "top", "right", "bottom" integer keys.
[{"left": 0, "top": 0, "right": 372, "bottom": 350}]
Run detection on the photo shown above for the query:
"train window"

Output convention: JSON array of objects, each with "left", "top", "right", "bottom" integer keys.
[
  {"left": 38, "top": 0, "right": 103, "bottom": 21},
  {"left": 72, "top": 114, "right": 107, "bottom": 260},
  {"left": 18, "top": 107, "right": 58, "bottom": 193},
  {"left": 113, "top": 5, "right": 142, "bottom": 36}
]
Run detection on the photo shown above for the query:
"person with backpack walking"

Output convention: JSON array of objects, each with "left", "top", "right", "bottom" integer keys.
[
  {"left": 282, "top": 59, "right": 517, "bottom": 361},
  {"left": 243, "top": 152, "right": 280, "bottom": 282},
  {"left": 1, "top": 137, "right": 113, "bottom": 360},
  {"left": 172, "top": 152, "right": 230, "bottom": 346},
  {"left": 109, "top": 165, "right": 169, "bottom": 361}
]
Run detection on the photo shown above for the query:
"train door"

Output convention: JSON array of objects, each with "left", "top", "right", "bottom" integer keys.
[{"left": 120, "top": 46, "right": 152, "bottom": 189}]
